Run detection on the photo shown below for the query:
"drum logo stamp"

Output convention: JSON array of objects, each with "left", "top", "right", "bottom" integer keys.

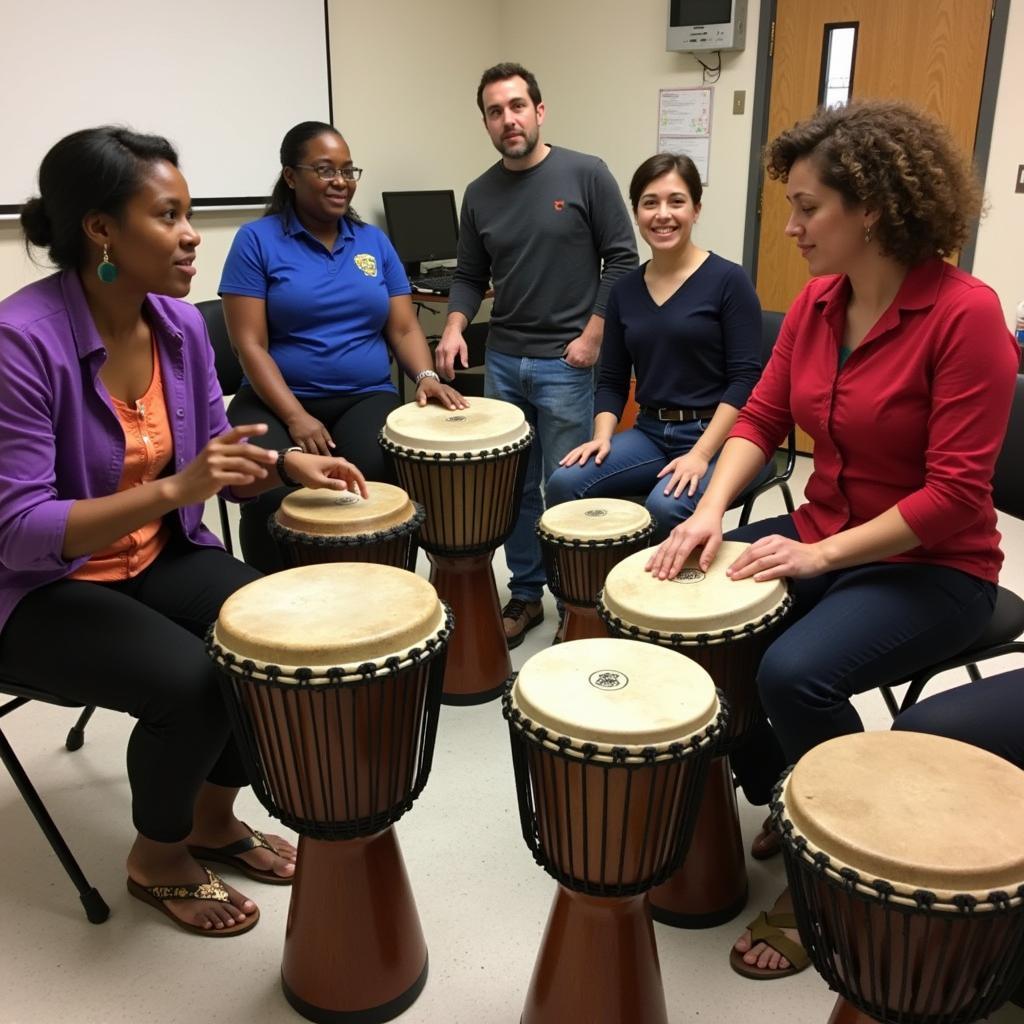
[
  {"left": 333, "top": 494, "right": 359, "bottom": 505},
  {"left": 584, "top": 509, "right": 608, "bottom": 517},
  {"left": 589, "top": 670, "right": 628, "bottom": 691},
  {"left": 445, "top": 415, "right": 467, "bottom": 422},
  {"left": 671, "top": 569, "right": 706, "bottom": 584},
  {"left": 354, "top": 253, "right": 378, "bottom": 277}
]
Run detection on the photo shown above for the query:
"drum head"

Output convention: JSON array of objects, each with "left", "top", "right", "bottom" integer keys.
[
  {"left": 275, "top": 482, "right": 416, "bottom": 536},
  {"left": 213, "top": 563, "right": 445, "bottom": 674},
  {"left": 512, "top": 637, "right": 719, "bottom": 752},
  {"left": 381, "top": 397, "right": 529, "bottom": 453},
  {"left": 601, "top": 541, "right": 787, "bottom": 637},
  {"left": 538, "top": 498, "right": 652, "bottom": 541},
  {"left": 784, "top": 731, "right": 1024, "bottom": 896}
]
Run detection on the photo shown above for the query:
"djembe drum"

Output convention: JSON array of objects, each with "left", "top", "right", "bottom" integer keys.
[
  {"left": 773, "top": 731, "right": 1024, "bottom": 1024},
  {"left": 599, "top": 541, "right": 792, "bottom": 927},
  {"left": 208, "top": 564, "right": 451, "bottom": 1023},
  {"left": 536, "top": 498, "right": 654, "bottom": 642},
  {"left": 268, "top": 481, "right": 425, "bottom": 570},
  {"left": 504, "top": 637, "right": 726, "bottom": 1024},
  {"left": 380, "top": 398, "right": 533, "bottom": 704}
]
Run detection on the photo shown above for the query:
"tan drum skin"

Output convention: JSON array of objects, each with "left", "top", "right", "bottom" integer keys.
[
  {"left": 507, "top": 638, "right": 724, "bottom": 1024},
  {"left": 381, "top": 396, "right": 529, "bottom": 454},
  {"left": 275, "top": 482, "right": 417, "bottom": 537},
  {"left": 538, "top": 498, "right": 653, "bottom": 544}
]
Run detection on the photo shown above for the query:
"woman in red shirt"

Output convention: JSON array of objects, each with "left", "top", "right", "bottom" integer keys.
[{"left": 647, "top": 100, "right": 1019, "bottom": 978}]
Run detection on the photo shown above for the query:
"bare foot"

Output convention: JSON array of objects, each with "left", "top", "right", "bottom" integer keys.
[
  {"left": 733, "top": 887, "right": 802, "bottom": 972},
  {"left": 188, "top": 820, "right": 297, "bottom": 881},
  {"left": 127, "top": 840, "right": 257, "bottom": 931}
]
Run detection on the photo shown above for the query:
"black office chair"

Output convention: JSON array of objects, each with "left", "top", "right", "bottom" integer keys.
[
  {"left": 0, "top": 683, "right": 109, "bottom": 922},
  {"left": 878, "top": 373, "right": 1024, "bottom": 718},
  {"left": 450, "top": 320, "right": 489, "bottom": 398},
  {"left": 196, "top": 298, "right": 241, "bottom": 555},
  {"left": 728, "top": 310, "right": 798, "bottom": 525}
]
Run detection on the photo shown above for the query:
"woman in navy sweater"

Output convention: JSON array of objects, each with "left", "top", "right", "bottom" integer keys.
[{"left": 546, "top": 153, "right": 763, "bottom": 540}]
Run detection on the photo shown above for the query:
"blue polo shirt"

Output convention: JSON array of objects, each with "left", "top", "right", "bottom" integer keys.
[{"left": 219, "top": 212, "right": 411, "bottom": 398}]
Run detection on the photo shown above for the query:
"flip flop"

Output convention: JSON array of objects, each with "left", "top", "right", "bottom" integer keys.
[
  {"left": 127, "top": 867, "right": 259, "bottom": 937},
  {"left": 188, "top": 823, "right": 294, "bottom": 885},
  {"left": 729, "top": 909, "right": 811, "bottom": 980}
]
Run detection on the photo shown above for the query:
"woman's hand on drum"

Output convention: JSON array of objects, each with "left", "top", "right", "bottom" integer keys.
[
  {"left": 416, "top": 376, "right": 469, "bottom": 411},
  {"left": 658, "top": 451, "right": 710, "bottom": 498},
  {"left": 166, "top": 424, "right": 276, "bottom": 505},
  {"left": 645, "top": 508, "right": 724, "bottom": 579},
  {"left": 285, "top": 453, "right": 370, "bottom": 498},
  {"left": 727, "top": 535, "right": 827, "bottom": 582},
  {"left": 286, "top": 410, "right": 335, "bottom": 456},
  {"left": 559, "top": 438, "right": 611, "bottom": 468}
]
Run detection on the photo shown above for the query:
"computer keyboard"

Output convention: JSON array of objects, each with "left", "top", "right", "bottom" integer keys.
[{"left": 410, "top": 270, "right": 456, "bottom": 294}]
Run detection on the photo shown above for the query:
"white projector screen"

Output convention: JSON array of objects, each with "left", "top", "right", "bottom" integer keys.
[{"left": 0, "top": 0, "right": 332, "bottom": 213}]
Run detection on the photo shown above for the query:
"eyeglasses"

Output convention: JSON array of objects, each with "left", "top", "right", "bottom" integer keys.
[{"left": 294, "top": 164, "right": 364, "bottom": 182}]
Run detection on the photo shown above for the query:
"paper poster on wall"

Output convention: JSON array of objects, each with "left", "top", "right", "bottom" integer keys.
[{"left": 657, "top": 87, "right": 713, "bottom": 185}]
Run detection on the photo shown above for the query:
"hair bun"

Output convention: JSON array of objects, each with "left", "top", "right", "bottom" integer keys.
[{"left": 20, "top": 197, "right": 53, "bottom": 247}]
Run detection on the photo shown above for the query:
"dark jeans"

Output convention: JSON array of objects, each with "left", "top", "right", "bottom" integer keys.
[
  {"left": 725, "top": 515, "right": 997, "bottom": 805},
  {"left": 893, "top": 669, "right": 1024, "bottom": 770},
  {"left": 228, "top": 386, "right": 400, "bottom": 573},
  {"left": 0, "top": 537, "right": 260, "bottom": 842}
]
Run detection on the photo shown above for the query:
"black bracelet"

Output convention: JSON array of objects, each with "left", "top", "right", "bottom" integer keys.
[{"left": 276, "top": 446, "right": 303, "bottom": 488}]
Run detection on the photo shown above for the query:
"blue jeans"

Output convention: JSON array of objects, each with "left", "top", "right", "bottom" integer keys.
[
  {"left": 893, "top": 670, "right": 1024, "bottom": 770},
  {"left": 485, "top": 349, "right": 595, "bottom": 601},
  {"left": 546, "top": 413, "right": 765, "bottom": 543},
  {"left": 725, "top": 515, "right": 998, "bottom": 804}
]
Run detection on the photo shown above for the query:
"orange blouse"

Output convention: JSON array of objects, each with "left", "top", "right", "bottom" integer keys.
[{"left": 70, "top": 339, "right": 173, "bottom": 582}]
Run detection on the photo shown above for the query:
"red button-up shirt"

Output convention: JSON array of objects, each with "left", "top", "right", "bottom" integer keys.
[{"left": 731, "top": 259, "right": 1018, "bottom": 582}]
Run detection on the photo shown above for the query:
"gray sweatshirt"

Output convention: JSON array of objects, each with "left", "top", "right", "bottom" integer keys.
[{"left": 448, "top": 146, "right": 638, "bottom": 359}]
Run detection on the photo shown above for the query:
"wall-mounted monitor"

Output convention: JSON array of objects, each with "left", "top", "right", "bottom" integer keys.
[{"left": 667, "top": 0, "right": 747, "bottom": 52}]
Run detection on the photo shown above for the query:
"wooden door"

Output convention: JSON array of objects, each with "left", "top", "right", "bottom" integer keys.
[{"left": 755, "top": 0, "right": 994, "bottom": 449}]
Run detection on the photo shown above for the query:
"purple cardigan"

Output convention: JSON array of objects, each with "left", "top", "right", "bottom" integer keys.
[{"left": 0, "top": 271, "right": 231, "bottom": 631}]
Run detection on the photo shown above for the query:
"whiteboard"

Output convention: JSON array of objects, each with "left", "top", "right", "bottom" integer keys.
[{"left": 0, "top": 0, "right": 331, "bottom": 211}]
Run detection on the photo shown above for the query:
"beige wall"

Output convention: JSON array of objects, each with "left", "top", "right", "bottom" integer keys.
[
  {"left": 1, "top": 0, "right": 1020, "bottom": 326},
  {"left": 500, "top": 0, "right": 760, "bottom": 264},
  {"left": 971, "top": 0, "right": 1024, "bottom": 329}
]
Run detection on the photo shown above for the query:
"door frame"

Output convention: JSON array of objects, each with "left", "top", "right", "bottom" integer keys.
[{"left": 740, "top": 0, "right": 1011, "bottom": 288}]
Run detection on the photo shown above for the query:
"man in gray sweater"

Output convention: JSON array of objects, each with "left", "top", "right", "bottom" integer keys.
[{"left": 436, "top": 62, "right": 637, "bottom": 648}]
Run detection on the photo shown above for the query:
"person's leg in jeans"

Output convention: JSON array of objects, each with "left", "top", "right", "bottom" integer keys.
[{"left": 892, "top": 669, "right": 1024, "bottom": 769}]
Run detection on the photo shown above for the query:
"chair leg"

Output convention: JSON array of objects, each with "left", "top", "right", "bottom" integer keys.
[
  {"left": 780, "top": 483, "right": 795, "bottom": 514},
  {"left": 65, "top": 705, "right": 96, "bottom": 752},
  {"left": 0, "top": 726, "right": 109, "bottom": 923},
  {"left": 738, "top": 498, "right": 753, "bottom": 527},
  {"left": 879, "top": 685, "right": 901, "bottom": 721},
  {"left": 217, "top": 495, "right": 234, "bottom": 556},
  {"left": 966, "top": 662, "right": 982, "bottom": 682}
]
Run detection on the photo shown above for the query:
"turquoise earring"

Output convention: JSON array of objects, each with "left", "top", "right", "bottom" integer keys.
[{"left": 97, "top": 244, "right": 118, "bottom": 284}]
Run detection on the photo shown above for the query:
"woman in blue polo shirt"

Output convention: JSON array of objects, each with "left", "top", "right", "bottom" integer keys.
[{"left": 221, "top": 121, "right": 465, "bottom": 572}]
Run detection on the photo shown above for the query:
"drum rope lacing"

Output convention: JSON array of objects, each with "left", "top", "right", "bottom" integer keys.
[
  {"left": 534, "top": 524, "right": 655, "bottom": 550},
  {"left": 379, "top": 431, "right": 534, "bottom": 462},
  {"left": 501, "top": 684, "right": 729, "bottom": 764},
  {"left": 768, "top": 770, "right": 1024, "bottom": 912},
  {"left": 598, "top": 590, "right": 794, "bottom": 646},
  {"left": 267, "top": 500, "right": 426, "bottom": 548},
  {"left": 205, "top": 605, "right": 455, "bottom": 686}
]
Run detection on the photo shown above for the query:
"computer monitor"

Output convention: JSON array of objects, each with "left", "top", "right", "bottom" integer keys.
[{"left": 381, "top": 190, "right": 459, "bottom": 274}]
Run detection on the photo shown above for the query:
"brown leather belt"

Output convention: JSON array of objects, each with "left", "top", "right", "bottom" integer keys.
[{"left": 639, "top": 404, "right": 718, "bottom": 423}]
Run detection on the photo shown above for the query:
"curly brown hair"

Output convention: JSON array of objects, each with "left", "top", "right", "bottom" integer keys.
[{"left": 764, "top": 100, "right": 981, "bottom": 265}]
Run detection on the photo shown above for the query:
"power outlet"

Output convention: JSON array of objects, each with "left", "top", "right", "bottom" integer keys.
[{"left": 733, "top": 90, "right": 746, "bottom": 115}]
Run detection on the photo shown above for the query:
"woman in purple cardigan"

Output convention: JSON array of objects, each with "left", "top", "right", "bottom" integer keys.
[{"left": 0, "top": 127, "right": 366, "bottom": 937}]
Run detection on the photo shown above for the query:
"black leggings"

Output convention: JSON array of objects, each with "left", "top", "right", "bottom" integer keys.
[
  {"left": 0, "top": 537, "right": 260, "bottom": 842},
  {"left": 228, "top": 386, "right": 401, "bottom": 573}
]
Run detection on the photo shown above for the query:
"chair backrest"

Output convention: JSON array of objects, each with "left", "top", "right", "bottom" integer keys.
[
  {"left": 992, "top": 374, "right": 1024, "bottom": 518},
  {"left": 759, "top": 310, "right": 785, "bottom": 368},
  {"left": 195, "top": 298, "right": 243, "bottom": 396}
]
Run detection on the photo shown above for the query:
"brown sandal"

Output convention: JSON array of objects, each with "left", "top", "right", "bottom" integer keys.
[
  {"left": 127, "top": 867, "right": 259, "bottom": 937},
  {"left": 750, "top": 814, "right": 783, "bottom": 860},
  {"left": 188, "top": 823, "right": 294, "bottom": 885},
  {"left": 729, "top": 909, "right": 810, "bottom": 980}
]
